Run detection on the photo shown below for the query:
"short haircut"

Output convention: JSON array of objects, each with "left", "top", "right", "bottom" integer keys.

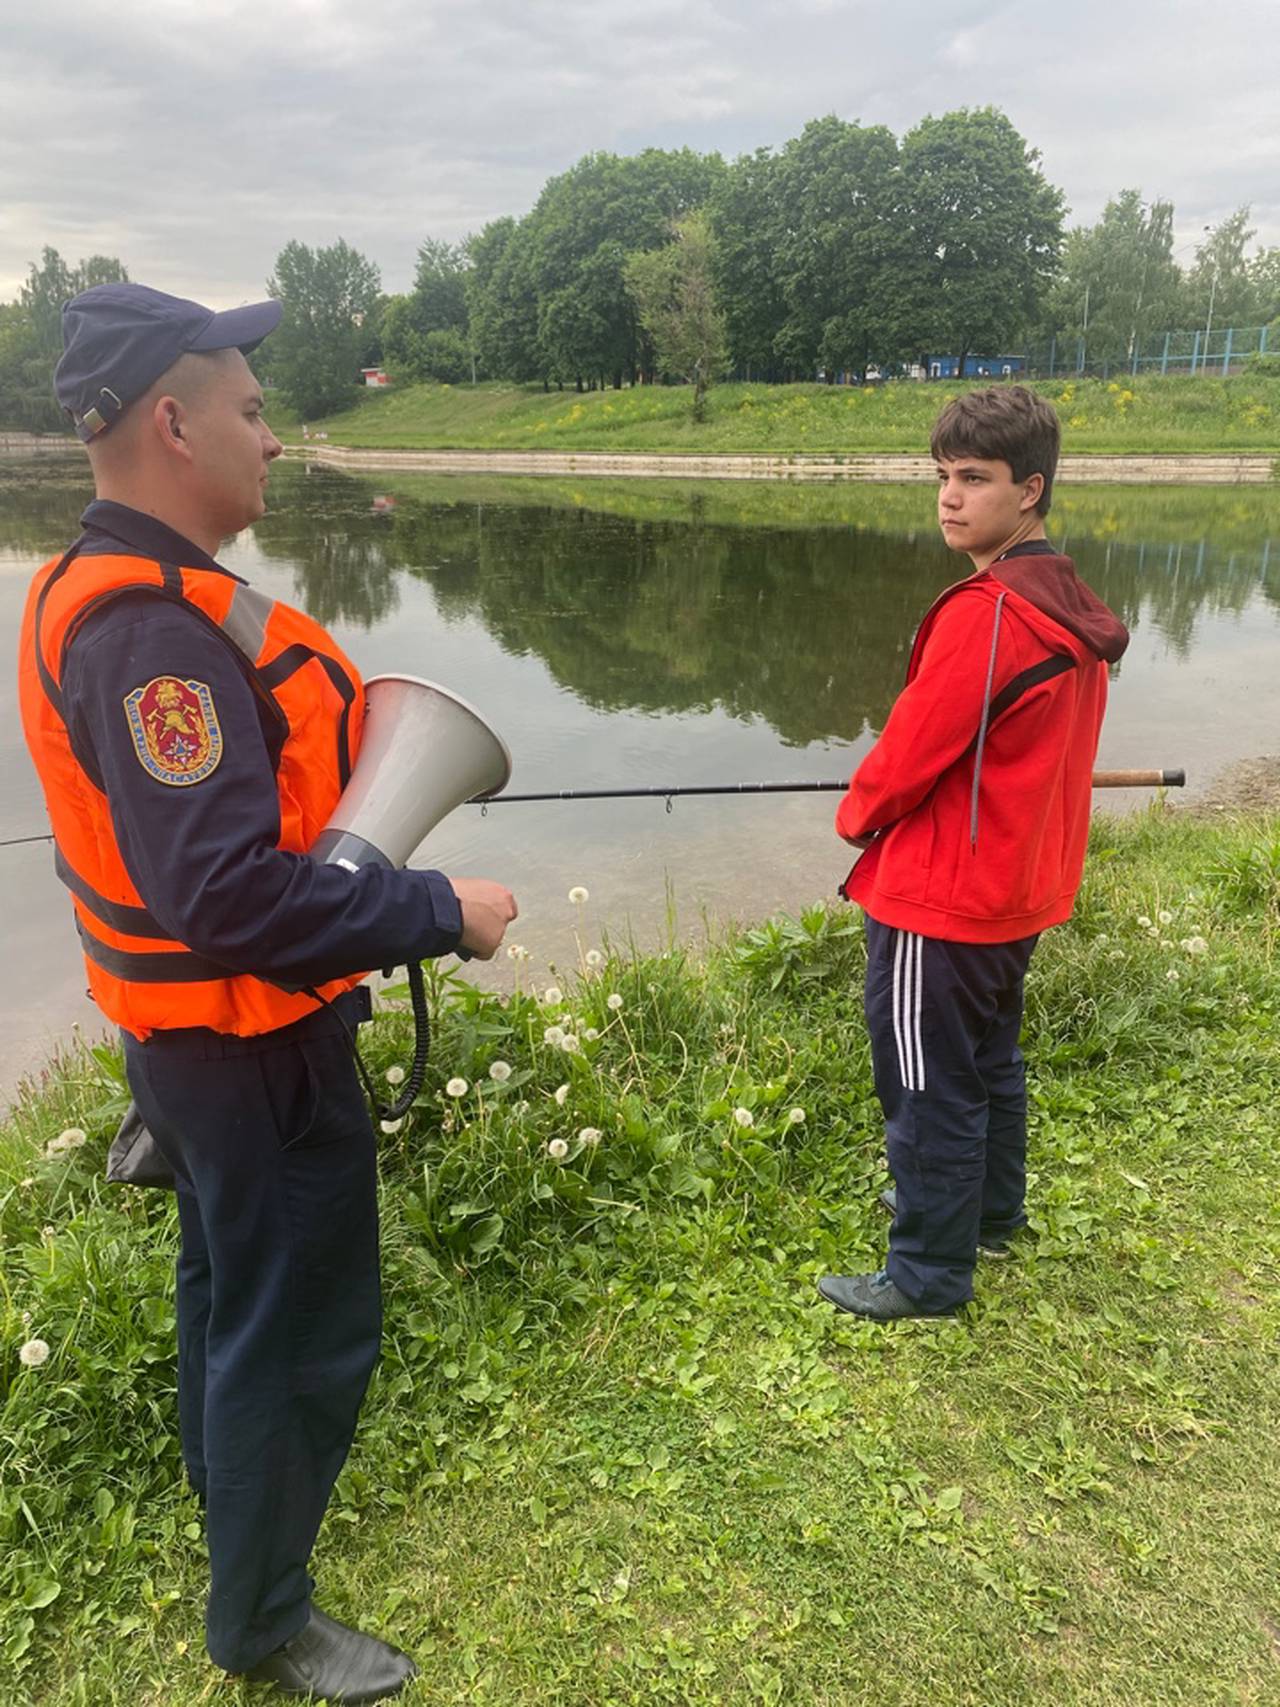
[{"left": 930, "top": 385, "right": 1061, "bottom": 515}]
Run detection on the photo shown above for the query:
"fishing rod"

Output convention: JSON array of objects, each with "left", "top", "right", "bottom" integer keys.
[
  {"left": 468, "top": 769, "right": 1185, "bottom": 807},
  {"left": 0, "top": 769, "right": 1186, "bottom": 850}
]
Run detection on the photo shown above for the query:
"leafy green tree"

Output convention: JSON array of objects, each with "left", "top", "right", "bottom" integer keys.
[
  {"left": 1250, "top": 247, "right": 1280, "bottom": 327},
  {"left": 467, "top": 217, "right": 541, "bottom": 383},
  {"left": 1047, "top": 191, "right": 1183, "bottom": 366},
  {"left": 494, "top": 148, "right": 724, "bottom": 388},
  {"left": 625, "top": 213, "right": 728, "bottom": 420},
  {"left": 766, "top": 117, "right": 902, "bottom": 377},
  {"left": 266, "top": 238, "right": 382, "bottom": 418},
  {"left": 708, "top": 148, "right": 789, "bottom": 378},
  {"left": 1187, "top": 208, "right": 1263, "bottom": 334},
  {"left": 381, "top": 238, "right": 472, "bottom": 381},
  {"left": 0, "top": 247, "right": 129, "bottom": 431},
  {"left": 899, "top": 107, "right": 1064, "bottom": 373}
]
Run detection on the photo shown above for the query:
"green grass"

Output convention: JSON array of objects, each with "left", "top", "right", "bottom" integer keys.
[
  {"left": 3, "top": 811, "right": 1280, "bottom": 1704},
  {"left": 273, "top": 374, "right": 1280, "bottom": 459}
]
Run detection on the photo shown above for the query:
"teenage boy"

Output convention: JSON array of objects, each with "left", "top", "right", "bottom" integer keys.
[{"left": 819, "top": 386, "right": 1128, "bottom": 1321}]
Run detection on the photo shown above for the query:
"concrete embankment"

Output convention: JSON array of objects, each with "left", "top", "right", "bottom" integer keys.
[
  {"left": 289, "top": 445, "right": 1278, "bottom": 483},
  {"left": 3, "top": 432, "right": 1275, "bottom": 482}
]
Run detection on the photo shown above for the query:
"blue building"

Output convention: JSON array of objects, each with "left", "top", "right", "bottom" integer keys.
[{"left": 925, "top": 354, "right": 1025, "bottom": 379}]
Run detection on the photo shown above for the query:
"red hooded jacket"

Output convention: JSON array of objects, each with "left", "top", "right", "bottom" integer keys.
[{"left": 836, "top": 546, "right": 1129, "bottom": 943}]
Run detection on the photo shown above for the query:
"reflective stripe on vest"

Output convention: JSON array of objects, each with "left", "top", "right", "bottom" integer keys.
[{"left": 19, "top": 543, "right": 367, "bottom": 1034}]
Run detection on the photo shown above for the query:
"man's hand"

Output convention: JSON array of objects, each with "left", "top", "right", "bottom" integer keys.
[{"left": 451, "top": 878, "right": 518, "bottom": 960}]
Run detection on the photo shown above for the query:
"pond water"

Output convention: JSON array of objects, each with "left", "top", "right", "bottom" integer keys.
[{"left": 3, "top": 455, "right": 1279, "bottom": 1089}]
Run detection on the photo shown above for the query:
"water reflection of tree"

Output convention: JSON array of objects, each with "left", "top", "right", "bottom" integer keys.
[
  {"left": 386, "top": 499, "right": 939, "bottom": 743},
  {"left": 375, "top": 490, "right": 1280, "bottom": 744},
  {"left": 7, "top": 458, "right": 1280, "bottom": 745},
  {"left": 251, "top": 465, "right": 402, "bottom": 628},
  {"left": 0, "top": 457, "right": 94, "bottom": 555}
]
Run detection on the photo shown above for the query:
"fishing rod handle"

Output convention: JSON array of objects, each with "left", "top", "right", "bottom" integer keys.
[{"left": 1092, "top": 769, "right": 1185, "bottom": 788}]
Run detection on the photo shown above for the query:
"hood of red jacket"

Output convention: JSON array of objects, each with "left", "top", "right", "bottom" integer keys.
[{"left": 991, "top": 554, "right": 1129, "bottom": 664}]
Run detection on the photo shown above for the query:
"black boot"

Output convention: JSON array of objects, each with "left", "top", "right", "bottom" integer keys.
[{"left": 242, "top": 1608, "right": 417, "bottom": 1702}]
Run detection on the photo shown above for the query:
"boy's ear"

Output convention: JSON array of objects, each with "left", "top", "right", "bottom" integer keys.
[{"left": 1020, "top": 472, "right": 1044, "bottom": 512}]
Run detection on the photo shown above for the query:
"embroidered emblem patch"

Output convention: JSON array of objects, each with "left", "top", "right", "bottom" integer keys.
[{"left": 123, "top": 676, "right": 223, "bottom": 786}]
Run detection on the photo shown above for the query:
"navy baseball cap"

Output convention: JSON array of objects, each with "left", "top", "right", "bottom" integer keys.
[{"left": 54, "top": 283, "right": 283, "bottom": 442}]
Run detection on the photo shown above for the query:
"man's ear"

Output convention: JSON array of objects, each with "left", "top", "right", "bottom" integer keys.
[
  {"left": 1020, "top": 471, "right": 1045, "bottom": 513},
  {"left": 152, "top": 394, "right": 193, "bottom": 460}
]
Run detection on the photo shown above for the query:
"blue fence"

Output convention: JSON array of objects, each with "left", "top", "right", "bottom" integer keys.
[{"left": 1026, "top": 323, "right": 1271, "bottom": 380}]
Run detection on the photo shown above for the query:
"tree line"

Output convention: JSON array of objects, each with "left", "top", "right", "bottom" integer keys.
[{"left": 3, "top": 106, "right": 1280, "bottom": 430}]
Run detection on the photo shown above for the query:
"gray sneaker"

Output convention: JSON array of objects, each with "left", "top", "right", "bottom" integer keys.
[
  {"left": 877, "top": 1186, "right": 1027, "bottom": 1258},
  {"left": 817, "top": 1270, "right": 959, "bottom": 1320}
]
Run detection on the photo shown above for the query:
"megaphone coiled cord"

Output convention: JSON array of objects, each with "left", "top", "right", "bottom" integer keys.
[{"left": 305, "top": 961, "right": 432, "bottom": 1125}]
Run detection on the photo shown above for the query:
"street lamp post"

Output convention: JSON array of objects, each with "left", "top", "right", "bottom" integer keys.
[{"left": 1200, "top": 223, "right": 1218, "bottom": 377}]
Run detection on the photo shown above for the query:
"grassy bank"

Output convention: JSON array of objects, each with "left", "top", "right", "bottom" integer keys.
[
  {"left": 3, "top": 812, "right": 1280, "bottom": 1704},
  {"left": 273, "top": 374, "right": 1280, "bottom": 458}
]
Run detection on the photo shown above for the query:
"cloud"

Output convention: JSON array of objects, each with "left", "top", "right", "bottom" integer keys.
[{"left": 2, "top": 0, "right": 1276, "bottom": 305}]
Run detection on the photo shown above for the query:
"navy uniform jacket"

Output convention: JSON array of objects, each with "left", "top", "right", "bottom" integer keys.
[{"left": 58, "top": 500, "right": 462, "bottom": 996}]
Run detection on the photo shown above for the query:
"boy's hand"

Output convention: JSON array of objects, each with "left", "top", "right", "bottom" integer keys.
[{"left": 451, "top": 878, "right": 518, "bottom": 959}]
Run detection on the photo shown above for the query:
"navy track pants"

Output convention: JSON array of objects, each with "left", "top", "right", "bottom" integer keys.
[
  {"left": 864, "top": 915, "right": 1038, "bottom": 1312},
  {"left": 123, "top": 990, "right": 380, "bottom": 1674}
]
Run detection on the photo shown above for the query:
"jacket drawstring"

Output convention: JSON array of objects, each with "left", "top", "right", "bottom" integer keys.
[{"left": 970, "top": 591, "right": 1006, "bottom": 850}]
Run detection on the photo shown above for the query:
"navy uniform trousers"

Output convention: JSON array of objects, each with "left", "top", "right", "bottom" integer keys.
[
  {"left": 123, "top": 988, "right": 379, "bottom": 1674},
  {"left": 864, "top": 916, "right": 1039, "bottom": 1313}
]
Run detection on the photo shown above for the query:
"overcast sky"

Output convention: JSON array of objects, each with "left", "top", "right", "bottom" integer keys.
[{"left": 3, "top": 0, "right": 1277, "bottom": 308}]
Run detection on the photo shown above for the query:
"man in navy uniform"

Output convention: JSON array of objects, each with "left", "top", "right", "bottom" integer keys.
[{"left": 19, "top": 284, "right": 518, "bottom": 1701}]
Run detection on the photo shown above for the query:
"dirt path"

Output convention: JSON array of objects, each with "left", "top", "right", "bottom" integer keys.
[{"left": 1181, "top": 755, "right": 1280, "bottom": 816}]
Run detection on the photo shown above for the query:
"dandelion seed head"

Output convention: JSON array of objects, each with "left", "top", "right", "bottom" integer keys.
[
  {"left": 568, "top": 886, "right": 589, "bottom": 905},
  {"left": 1166, "top": 968, "right": 1180, "bottom": 982},
  {"left": 1182, "top": 936, "right": 1209, "bottom": 956},
  {"left": 445, "top": 1077, "right": 469, "bottom": 1097},
  {"left": 543, "top": 986, "right": 563, "bottom": 1007},
  {"left": 1136, "top": 915, "right": 1152, "bottom": 929},
  {"left": 18, "top": 1339, "right": 50, "bottom": 1368},
  {"left": 489, "top": 1060, "right": 513, "bottom": 1082},
  {"left": 584, "top": 1027, "right": 600, "bottom": 1042},
  {"left": 1108, "top": 948, "right": 1125, "bottom": 960},
  {"left": 547, "top": 1138, "right": 570, "bottom": 1161},
  {"left": 505, "top": 942, "right": 529, "bottom": 961},
  {"left": 606, "top": 993, "right": 624, "bottom": 1012},
  {"left": 584, "top": 949, "right": 603, "bottom": 969},
  {"left": 1095, "top": 933, "right": 1108, "bottom": 946},
  {"left": 578, "top": 1127, "right": 602, "bottom": 1145},
  {"left": 553, "top": 1083, "right": 570, "bottom": 1106},
  {"left": 543, "top": 1025, "right": 566, "bottom": 1047},
  {"left": 787, "top": 1107, "right": 806, "bottom": 1125},
  {"left": 1158, "top": 909, "right": 1173, "bottom": 925},
  {"left": 385, "top": 1065, "right": 406, "bottom": 1086},
  {"left": 560, "top": 1033, "right": 581, "bottom": 1054},
  {"left": 733, "top": 1107, "right": 754, "bottom": 1128}
]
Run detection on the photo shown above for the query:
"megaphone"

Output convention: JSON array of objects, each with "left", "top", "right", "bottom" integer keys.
[{"left": 311, "top": 674, "right": 512, "bottom": 872}]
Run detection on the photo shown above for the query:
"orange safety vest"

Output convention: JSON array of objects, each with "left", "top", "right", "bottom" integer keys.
[{"left": 19, "top": 544, "right": 369, "bottom": 1040}]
